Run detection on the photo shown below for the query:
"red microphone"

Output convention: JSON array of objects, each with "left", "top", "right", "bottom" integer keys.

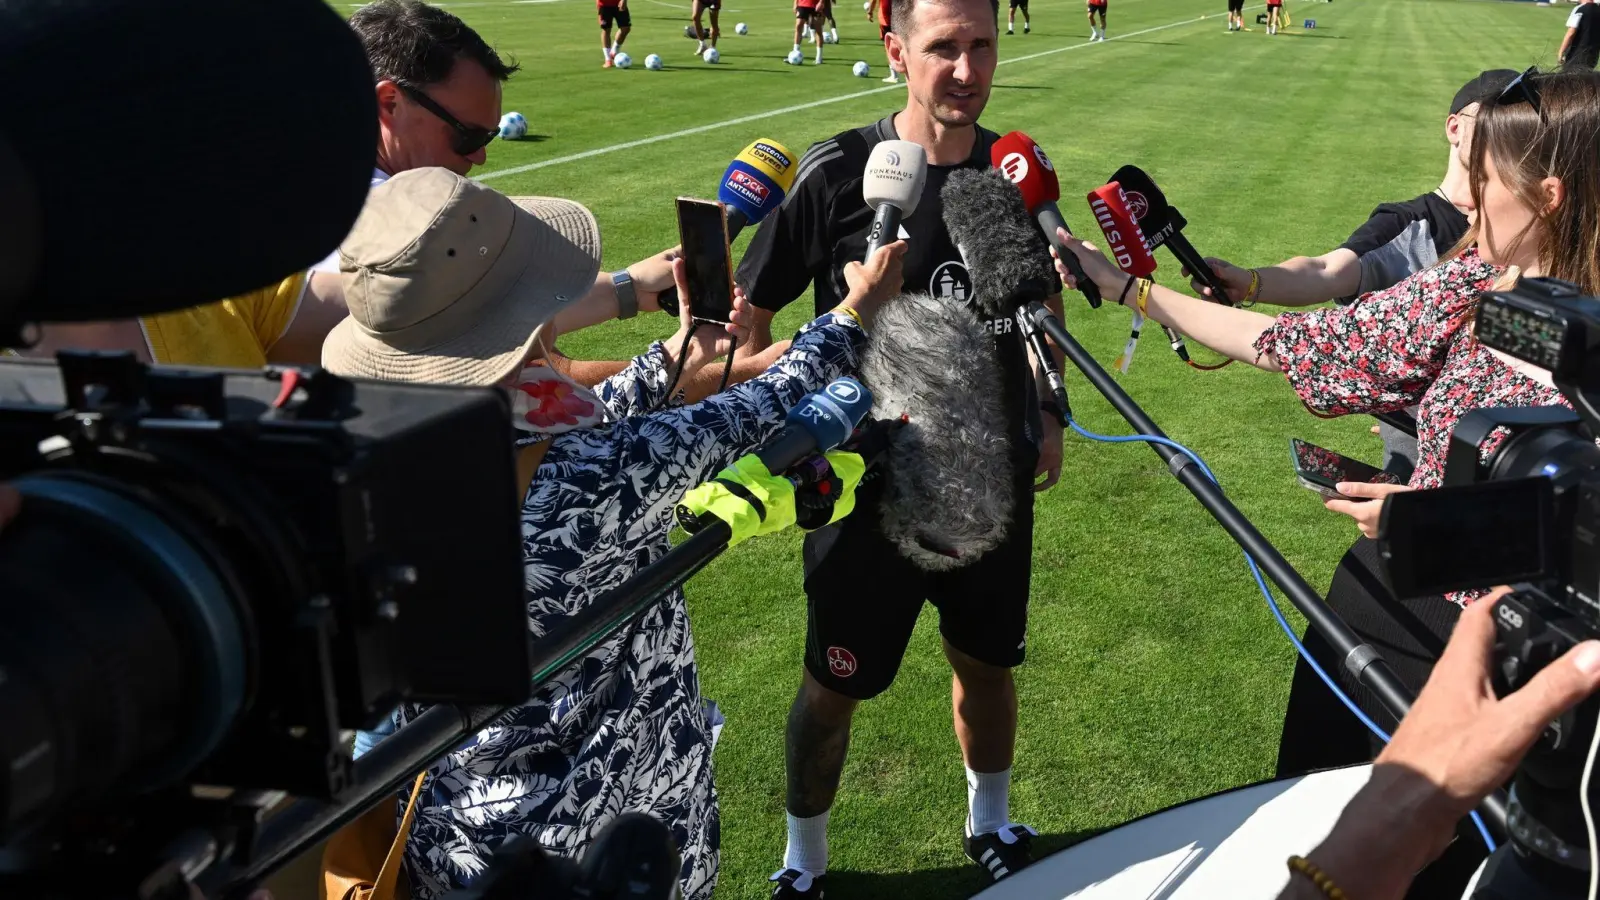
[
  {"left": 1087, "top": 181, "right": 1157, "bottom": 278},
  {"left": 990, "top": 131, "right": 1101, "bottom": 308}
]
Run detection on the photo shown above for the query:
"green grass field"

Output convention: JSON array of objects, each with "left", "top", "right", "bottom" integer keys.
[{"left": 381, "top": 0, "right": 1571, "bottom": 895}]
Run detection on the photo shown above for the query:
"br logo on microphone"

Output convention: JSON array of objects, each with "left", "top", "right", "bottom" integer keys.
[
  {"left": 827, "top": 646, "right": 858, "bottom": 678},
  {"left": 930, "top": 261, "right": 972, "bottom": 304},
  {"left": 998, "top": 151, "right": 1029, "bottom": 184},
  {"left": 1124, "top": 190, "right": 1150, "bottom": 221},
  {"left": 1031, "top": 143, "right": 1055, "bottom": 173}
]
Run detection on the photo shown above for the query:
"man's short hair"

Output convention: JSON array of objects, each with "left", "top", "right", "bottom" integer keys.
[
  {"left": 890, "top": 0, "right": 1001, "bottom": 36},
  {"left": 350, "top": 0, "right": 520, "bottom": 86}
]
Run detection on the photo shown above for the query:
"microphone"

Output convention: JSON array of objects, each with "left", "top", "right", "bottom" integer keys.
[
  {"left": 1088, "top": 181, "right": 1160, "bottom": 372},
  {"left": 1, "top": 0, "right": 377, "bottom": 331},
  {"left": 658, "top": 138, "right": 799, "bottom": 314},
  {"left": 862, "top": 140, "right": 927, "bottom": 258},
  {"left": 939, "top": 168, "right": 1059, "bottom": 319},
  {"left": 859, "top": 290, "right": 1016, "bottom": 571},
  {"left": 754, "top": 376, "right": 874, "bottom": 475},
  {"left": 1109, "top": 164, "right": 1232, "bottom": 304},
  {"left": 989, "top": 131, "right": 1102, "bottom": 309},
  {"left": 940, "top": 167, "right": 1072, "bottom": 419}
]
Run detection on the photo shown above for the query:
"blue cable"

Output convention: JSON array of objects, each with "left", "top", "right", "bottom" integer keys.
[{"left": 1065, "top": 418, "right": 1498, "bottom": 853}]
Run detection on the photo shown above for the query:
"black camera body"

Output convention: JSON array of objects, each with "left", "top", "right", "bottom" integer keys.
[
  {"left": 1376, "top": 278, "right": 1600, "bottom": 893},
  {"left": 0, "top": 352, "right": 531, "bottom": 885}
]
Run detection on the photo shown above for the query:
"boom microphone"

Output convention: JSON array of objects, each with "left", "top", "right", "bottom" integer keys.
[
  {"left": 859, "top": 292, "right": 1015, "bottom": 571},
  {"left": 939, "top": 168, "right": 1059, "bottom": 319},
  {"left": 862, "top": 140, "right": 927, "bottom": 258},
  {"left": 0, "top": 0, "right": 377, "bottom": 332},
  {"left": 659, "top": 138, "right": 799, "bottom": 313},
  {"left": 990, "top": 131, "right": 1102, "bottom": 308},
  {"left": 1110, "top": 164, "right": 1232, "bottom": 303}
]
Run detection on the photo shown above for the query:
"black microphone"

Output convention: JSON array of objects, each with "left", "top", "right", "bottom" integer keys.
[
  {"left": 1, "top": 0, "right": 378, "bottom": 331},
  {"left": 1110, "top": 164, "right": 1234, "bottom": 304}
]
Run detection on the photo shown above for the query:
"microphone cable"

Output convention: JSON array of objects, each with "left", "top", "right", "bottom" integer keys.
[{"left": 1019, "top": 308, "right": 1497, "bottom": 854}]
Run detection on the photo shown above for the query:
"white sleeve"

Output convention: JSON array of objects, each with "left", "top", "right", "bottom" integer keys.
[{"left": 1568, "top": 8, "right": 1583, "bottom": 27}]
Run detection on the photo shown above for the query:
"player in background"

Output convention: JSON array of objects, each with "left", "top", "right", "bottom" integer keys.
[
  {"left": 819, "top": 0, "right": 840, "bottom": 43},
  {"left": 1265, "top": 0, "right": 1282, "bottom": 34},
  {"left": 1086, "top": 0, "right": 1106, "bottom": 41},
  {"left": 868, "top": 0, "right": 900, "bottom": 81},
  {"left": 1226, "top": 0, "right": 1244, "bottom": 31},
  {"left": 794, "top": 0, "right": 824, "bottom": 63},
  {"left": 1007, "top": 0, "right": 1029, "bottom": 34},
  {"left": 691, "top": 0, "right": 721, "bottom": 57},
  {"left": 598, "top": 0, "right": 631, "bottom": 66},
  {"left": 1560, "top": 0, "right": 1600, "bottom": 70}
]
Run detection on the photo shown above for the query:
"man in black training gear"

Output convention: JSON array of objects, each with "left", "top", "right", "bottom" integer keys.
[{"left": 737, "top": 0, "right": 1065, "bottom": 894}]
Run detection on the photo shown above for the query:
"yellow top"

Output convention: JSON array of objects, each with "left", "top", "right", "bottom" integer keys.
[{"left": 139, "top": 271, "right": 308, "bottom": 367}]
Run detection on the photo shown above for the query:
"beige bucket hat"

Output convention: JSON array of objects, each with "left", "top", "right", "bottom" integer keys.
[{"left": 322, "top": 167, "right": 601, "bottom": 386}]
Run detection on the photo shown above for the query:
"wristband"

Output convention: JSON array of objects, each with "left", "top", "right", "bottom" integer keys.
[
  {"left": 612, "top": 270, "right": 639, "bottom": 319},
  {"left": 1117, "top": 274, "right": 1136, "bottom": 306},
  {"left": 1286, "top": 856, "right": 1348, "bottom": 900},
  {"left": 1040, "top": 400, "right": 1067, "bottom": 428},
  {"left": 831, "top": 304, "right": 865, "bottom": 331},
  {"left": 1243, "top": 268, "right": 1262, "bottom": 307},
  {"left": 1136, "top": 278, "right": 1153, "bottom": 317}
]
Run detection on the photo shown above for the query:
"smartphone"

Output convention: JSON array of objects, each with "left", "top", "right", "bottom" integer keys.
[
  {"left": 1289, "top": 438, "right": 1404, "bottom": 499},
  {"left": 675, "top": 197, "right": 735, "bottom": 324}
]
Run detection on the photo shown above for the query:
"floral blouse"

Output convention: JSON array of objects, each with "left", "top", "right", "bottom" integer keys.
[
  {"left": 1254, "top": 251, "right": 1571, "bottom": 607},
  {"left": 395, "top": 313, "right": 866, "bottom": 900},
  {"left": 1254, "top": 249, "right": 1568, "bottom": 492}
]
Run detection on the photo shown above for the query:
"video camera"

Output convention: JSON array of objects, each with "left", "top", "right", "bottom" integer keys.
[
  {"left": 0, "top": 1, "right": 681, "bottom": 898},
  {"left": 1377, "top": 276, "right": 1600, "bottom": 898}
]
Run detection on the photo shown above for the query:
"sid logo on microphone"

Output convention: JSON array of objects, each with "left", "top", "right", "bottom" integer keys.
[
  {"left": 998, "top": 151, "right": 1029, "bottom": 184},
  {"left": 1089, "top": 195, "right": 1136, "bottom": 272},
  {"left": 1124, "top": 190, "right": 1151, "bottom": 222}
]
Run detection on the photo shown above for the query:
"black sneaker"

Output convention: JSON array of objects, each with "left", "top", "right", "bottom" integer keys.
[
  {"left": 964, "top": 822, "right": 1037, "bottom": 883},
  {"left": 770, "top": 867, "right": 826, "bottom": 898}
]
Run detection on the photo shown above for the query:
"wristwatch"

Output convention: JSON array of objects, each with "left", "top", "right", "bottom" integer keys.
[{"left": 612, "top": 269, "right": 638, "bottom": 320}]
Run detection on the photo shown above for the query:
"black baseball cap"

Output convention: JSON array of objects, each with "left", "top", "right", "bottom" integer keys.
[{"left": 1451, "top": 69, "right": 1520, "bottom": 115}]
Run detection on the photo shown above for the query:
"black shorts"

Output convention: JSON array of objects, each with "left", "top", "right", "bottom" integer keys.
[
  {"left": 1227, "top": 0, "right": 1243, "bottom": 10},
  {"left": 800, "top": 478, "right": 1036, "bottom": 701},
  {"left": 694, "top": 0, "right": 720, "bottom": 10},
  {"left": 598, "top": 5, "right": 631, "bottom": 26},
  {"left": 796, "top": 6, "right": 818, "bottom": 18},
  {"left": 1086, "top": 0, "right": 1106, "bottom": 10},
  {"left": 1010, "top": 0, "right": 1028, "bottom": 10}
]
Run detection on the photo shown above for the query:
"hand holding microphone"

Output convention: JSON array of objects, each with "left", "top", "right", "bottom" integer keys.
[
  {"left": 838, "top": 240, "right": 909, "bottom": 327},
  {"left": 1183, "top": 256, "right": 1256, "bottom": 305}
]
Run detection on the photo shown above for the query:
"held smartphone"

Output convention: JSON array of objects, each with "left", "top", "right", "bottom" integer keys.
[
  {"left": 675, "top": 197, "right": 735, "bottom": 324},
  {"left": 1289, "top": 438, "right": 1404, "bottom": 500}
]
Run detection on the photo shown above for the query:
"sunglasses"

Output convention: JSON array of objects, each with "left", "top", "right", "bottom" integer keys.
[
  {"left": 1498, "top": 66, "right": 1544, "bottom": 116},
  {"left": 396, "top": 81, "right": 500, "bottom": 157}
]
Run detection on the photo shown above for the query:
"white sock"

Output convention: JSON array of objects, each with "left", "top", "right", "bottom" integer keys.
[
  {"left": 784, "top": 811, "right": 830, "bottom": 874},
  {"left": 793, "top": 42, "right": 801, "bottom": 51},
  {"left": 603, "top": 47, "right": 612, "bottom": 60},
  {"left": 966, "top": 767, "right": 1011, "bottom": 836}
]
